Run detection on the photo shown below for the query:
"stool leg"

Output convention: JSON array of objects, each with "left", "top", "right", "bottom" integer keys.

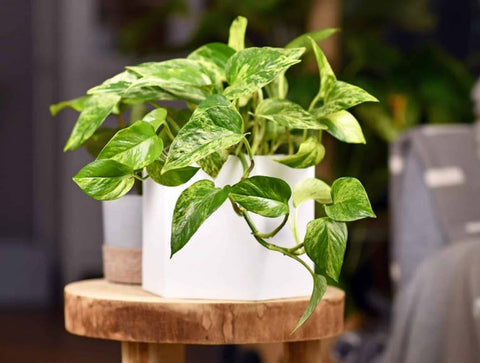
[
  {"left": 121, "top": 342, "right": 185, "bottom": 363},
  {"left": 283, "top": 340, "right": 329, "bottom": 363}
]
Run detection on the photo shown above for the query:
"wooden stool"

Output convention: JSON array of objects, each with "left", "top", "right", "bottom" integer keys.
[{"left": 64, "top": 279, "right": 344, "bottom": 363}]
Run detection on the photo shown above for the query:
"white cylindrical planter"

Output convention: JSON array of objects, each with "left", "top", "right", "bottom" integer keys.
[
  {"left": 143, "top": 156, "right": 314, "bottom": 300},
  {"left": 102, "top": 195, "right": 142, "bottom": 284}
]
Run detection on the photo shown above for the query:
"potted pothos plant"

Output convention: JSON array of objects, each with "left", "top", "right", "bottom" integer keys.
[{"left": 53, "top": 16, "right": 377, "bottom": 331}]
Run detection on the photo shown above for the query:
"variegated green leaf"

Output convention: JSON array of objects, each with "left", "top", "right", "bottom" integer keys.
[
  {"left": 325, "top": 177, "right": 376, "bottom": 222},
  {"left": 292, "top": 273, "right": 327, "bottom": 333},
  {"left": 314, "top": 80, "right": 379, "bottom": 116},
  {"left": 64, "top": 93, "right": 121, "bottom": 151},
  {"left": 310, "top": 37, "right": 336, "bottom": 103},
  {"left": 50, "top": 96, "right": 89, "bottom": 116},
  {"left": 304, "top": 217, "right": 348, "bottom": 281},
  {"left": 163, "top": 95, "right": 244, "bottom": 172},
  {"left": 256, "top": 98, "right": 327, "bottom": 130},
  {"left": 228, "top": 16, "right": 248, "bottom": 51},
  {"left": 319, "top": 110, "right": 366, "bottom": 144},
  {"left": 122, "top": 80, "right": 177, "bottom": 104},
  {"left": 276, "top": 137, "right": 325, "bottom": 169},
  {"left": 293, "top": 178, "right": 332, "bottom": 208},
  {"left": 73, "top": 159, "right": 134, "bottom": 201},
  {"left": 223, "top": 47, "right": 304, "bottom": 100},
  {"left": 286, "top": 28, "right": 339, "bottom": 49},
  {"left": 230, "top": 176, "right": 291, "bottom": 217},
  {"left": 127, "top": 59, "right": 214, "bottom": 104},
  {"left": 197, "top": 149, "right": 229, "bottom": 178},
  {"left": 171, "top": 180, "right": 230, "bottom": 256},
  {"left": 83, "top": 127, "right": 119, "bottom": 158},
  {"left": 188, "top": 42, "right": 235, "bottom": 83},
  {"left": 97, "top": 121, "right": 163, "bottom": 169},
  {"left": 87, "top": 71, "right": 138, "bottom": 95},
  {"left": 147, "top": 160, "right": 199, "bottom": 187},
  {"left": 142, "top": 107, "right": 167, "bottom": 130},
  {"left": 87, "top": 70, "right": 178, "bottom": 103}
]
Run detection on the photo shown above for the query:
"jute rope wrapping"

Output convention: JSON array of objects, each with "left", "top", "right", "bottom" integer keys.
[{"left": 103, "top": 245, "right": 142, "bottom": 284}]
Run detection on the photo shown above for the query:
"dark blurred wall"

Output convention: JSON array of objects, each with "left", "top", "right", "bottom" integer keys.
[{"left": 0, "top": 0, "right": 33, "bottom": 239}]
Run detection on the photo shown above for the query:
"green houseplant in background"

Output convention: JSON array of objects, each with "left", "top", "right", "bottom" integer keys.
[{"left": 52, "top": 16, "right": 377, "bottom": 331}]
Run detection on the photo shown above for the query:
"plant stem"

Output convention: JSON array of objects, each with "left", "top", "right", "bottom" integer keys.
[
  {"left": 240, "top": 208, "right": 311, "bottom": 267},
  {"left": 293, "top": 208, "right": 301, "bottom": 245},
  {"left": 238, "top": 152, "right": 248, "bottom": 173},
  {"left": 308, "top": 93, "right": 322, "bottom": 111},
  {"left": 163, "top": 122, "right": 175, "bottom": 141},
  {"left": 255, "top": 214, "right": 289, "bottom": 239},
  {"left": 286, "top": 127, "right": 294, "bottom": 155},
  {"left": 133, "top": 174, "right": 149, "bottom": 181},
  {"left": 251, "top": 117, "right": 265, "bottom": 155},
  {"left": 117, "top": 114, "right": 126, "bottom": 128},
  {"left": 166, "top": 115, "right": 180, "bottom": 133},
  {"left": 241, "top": 210, "right": 289, "bottom": 253},
  {"left": 302, "top": 129, "right": 308, "bottom": 140},
  {"left": 242, "top": 137, "right": 255, "bottom": 179},
  {"left": 288, "top": 243, "right": 304, "bottom": 253}
]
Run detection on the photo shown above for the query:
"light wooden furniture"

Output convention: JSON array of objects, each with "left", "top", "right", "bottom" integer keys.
[{"left": 64, "top": 279, "right": 344, "bottom": 363}]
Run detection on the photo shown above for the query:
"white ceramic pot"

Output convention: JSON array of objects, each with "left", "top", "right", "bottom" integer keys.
[
  {"left": 142, "top": 156, "right": 314, "bottom": 300},
  {"left": 102, "top": 194, "right": 142, "bottom": 284}
]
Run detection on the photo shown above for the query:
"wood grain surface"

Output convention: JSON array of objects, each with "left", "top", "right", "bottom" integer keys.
[{"left": 64, "top": 279, "right": 344, "bottom": 345}]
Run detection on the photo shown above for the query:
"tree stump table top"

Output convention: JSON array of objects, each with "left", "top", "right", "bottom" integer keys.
[{"left": 64, "top": 279, "right": 344, "bottom": 346}]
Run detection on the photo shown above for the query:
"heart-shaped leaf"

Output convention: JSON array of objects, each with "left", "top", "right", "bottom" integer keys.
[
  {"left": 228, "top": 16, "right": 248, "bottom": 51},
  {"left": 230, "top": 176, "right": 291, "bottom": 217},
  {"left": 147, "top": 160, "right": 199, "bottom": 187},
  {"left": 73, "top": 160, "right": 134, "bottom": 200},
  {"left": 276, "top": 137, "right": 325, "bottom": 169},
  {"left": 64, "top": 93, "right": 121, "bottom": 151},
  {"left": 142, "top": 108, "right": 167, "bottom": 130},
  {"left": 171, "top": 180, "right": 230, "bottom": 256},
  {"left": 314, "top": 80, "right": 378, "bottom": 116},
  {"left": 97, "top": 121, "right": 163, "bottom": 169},
  {"left": 163, "top": 95, "right": 244, "bottom": 172},
  {"left": 50, "top": 96, "right": 89, "bottom": 116},
  {"left": 304, "top": 217, "right": 348, "bottom": 282},
  {"left": 293, "top": 178, "right": 332, "bottom": 208},
  {"left": 325, "top": 177, "right": 376, "bottom": 221},
  {"left": 292, "top": 273, "right": 327, "bottom": 333},
  {"left": 224, "top": 47, "right": 304, "bottom": 100},
  {"left": 318, "top": 110, "right": 366, "bottom": 144},
  {"left": 256, "top": 98, "right": 327, "bottom": 130}
]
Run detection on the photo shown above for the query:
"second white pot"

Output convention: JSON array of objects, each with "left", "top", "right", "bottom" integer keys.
[
  {"left": 143, "top": 156, "right": 314, "bottom": 300},
  {"left": 103, "top": 195, "right": 142, "bottom": 284}
]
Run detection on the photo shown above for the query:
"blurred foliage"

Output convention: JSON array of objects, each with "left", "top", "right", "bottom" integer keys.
[
  {"left": 101, "top": 0, "right": 312, "bottom": 54},
  {"left": 335, "top": 0, "right": 475, "bottom": 202}
]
